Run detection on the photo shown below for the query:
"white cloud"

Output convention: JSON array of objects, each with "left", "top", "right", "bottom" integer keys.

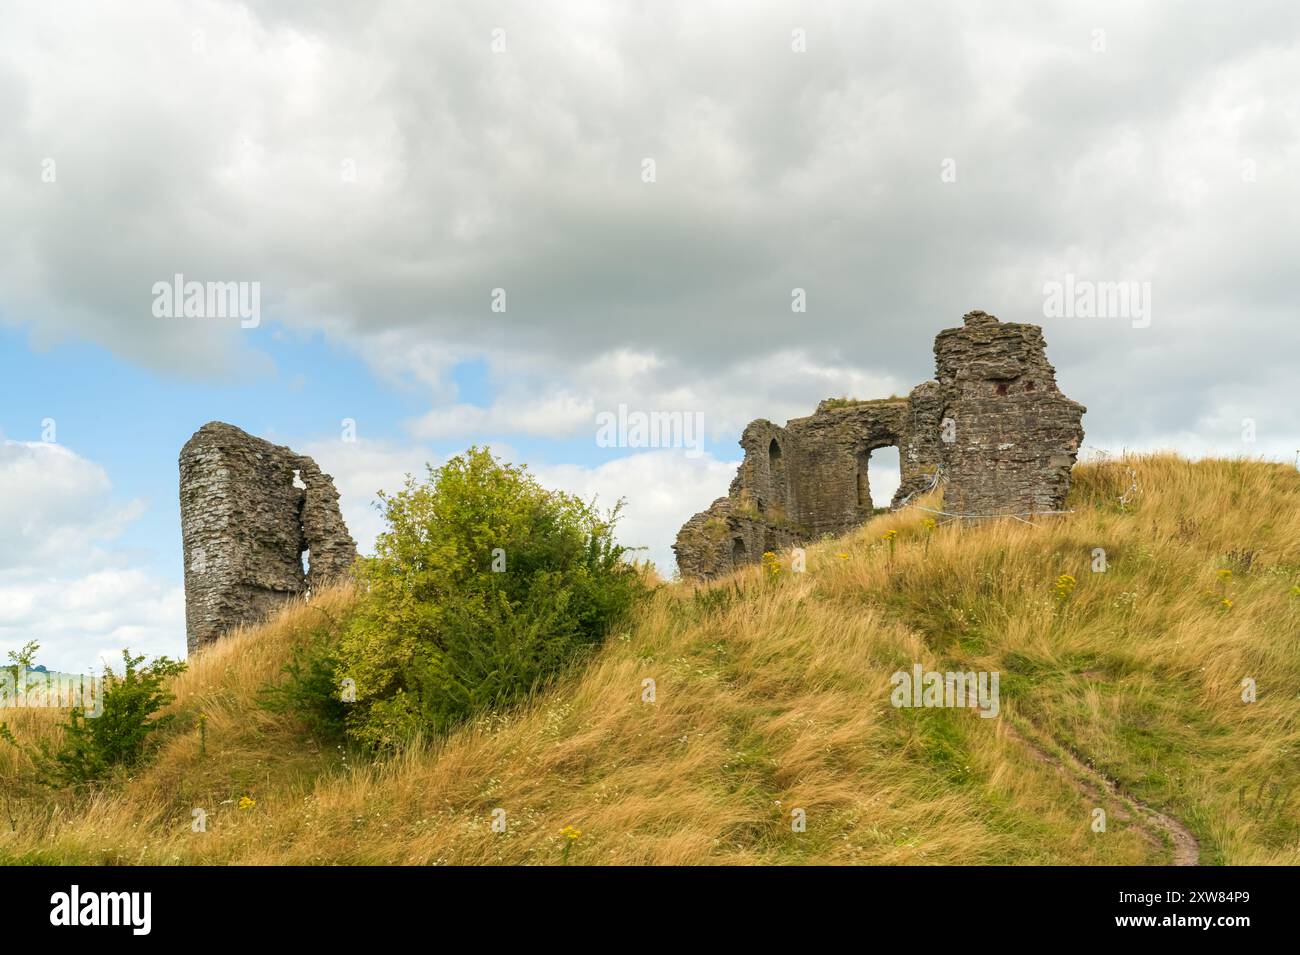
[
  {"left": 384, "top": 342, "right": 905, "bottom": 448},
  {"left": 0, "top": 570, "right": 184, "bottom": 673},
  {"left": 534, "top": 451, "right": 742, "bottom": 575},
  {"left": 4, "top": 0, "right": 1296, "bottom": 462},
  {"left": 409, "top": 393, "right": 596, "bottom": 440},
  {"left": 0, "top": 440, "right": 143, "bottom": 570},
  {"left": 0, "top": 439, "right": 181, "bottom": 672}
]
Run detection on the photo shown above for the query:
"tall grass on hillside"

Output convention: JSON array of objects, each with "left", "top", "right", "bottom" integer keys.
[{"left": 0, "top": 454, "right": 1296, "bottom": 865}]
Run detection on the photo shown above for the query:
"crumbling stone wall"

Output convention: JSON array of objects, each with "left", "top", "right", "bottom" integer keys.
[
  {"left": 933, "top": 310, "right": 1086, "bottom": 517},
  {"left": 674, "top": 311, "right": 1085, "bottom": 579},
  {"left": 180, "top": 422, "right": 357, "bottom": 654}
]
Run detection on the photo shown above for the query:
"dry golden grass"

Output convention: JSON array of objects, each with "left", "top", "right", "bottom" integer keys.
[{"left": 1, "top": 453, "right": 1297, "bottom": 865}]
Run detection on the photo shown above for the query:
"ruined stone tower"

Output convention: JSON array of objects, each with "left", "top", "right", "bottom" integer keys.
[
  {"left": 179, "top": 422, "right": 357, "bottom": 653},
  {"left": 933, "top": 310, "right": 1086, "bottom": 517},
  {"left": 673, "top": 311, "right": 1085, "bottom": 579}
]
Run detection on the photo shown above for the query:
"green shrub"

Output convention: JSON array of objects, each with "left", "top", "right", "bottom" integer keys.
[
  {"left": 1, "top": 649, "right": 185, "bottom": 788},
  {"left": 335, "top": 447, "right": 645, "bottom": 748},
  {"left": 257, "top": 618, "right": 351, "bottom": 745}
]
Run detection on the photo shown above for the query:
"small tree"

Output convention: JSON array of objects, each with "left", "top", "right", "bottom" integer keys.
[
  {"left": 335, "top": 447, "right": 645, "bottom": 748},
  {"left": 2, "top": 640, "right": 39, "bottom": 706},
  {"left": 7, "top": 651, "right": 186, "bottom": 788},
  {"left": 258, "top": 622, "right": 351, "bottom": 745}
]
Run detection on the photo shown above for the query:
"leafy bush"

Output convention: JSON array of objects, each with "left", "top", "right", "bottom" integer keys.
[
  {"left": 1, "top": 648, "right": 185, "bottom": 788},
  {"left": 257, "top": 616, "right": 351, "bottom": 745},
  {"left": 334, "top": 447, "right": 645, "bottom": 748}
]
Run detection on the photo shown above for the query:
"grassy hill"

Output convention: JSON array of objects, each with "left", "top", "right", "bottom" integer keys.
[{"left": 2, "top": 454, "right": 1298, "bottom": 865}]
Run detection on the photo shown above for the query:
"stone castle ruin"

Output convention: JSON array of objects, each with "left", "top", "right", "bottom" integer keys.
[
  {"left": 180, "top": 422, "right": 356, "bottom": 654},
  {"left": 674, "top": 311, "right": 1086, "bottom": 579}
]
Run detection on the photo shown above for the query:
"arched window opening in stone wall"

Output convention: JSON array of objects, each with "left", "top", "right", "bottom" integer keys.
[
  {"left": 767, "top": 437, "right": 785, "bottom": 504},
  {"left": 867, "top": 445, "right": 900, "bottom": 510}
]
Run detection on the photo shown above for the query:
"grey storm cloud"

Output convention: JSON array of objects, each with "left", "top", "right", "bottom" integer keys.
[{"left": 1, "top": 0, "right": 1297, "bottom": 452}]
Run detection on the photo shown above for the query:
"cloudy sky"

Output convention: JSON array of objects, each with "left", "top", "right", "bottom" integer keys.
[{"left": 2, "top": 0, "right": 1297, "bottom": 671}]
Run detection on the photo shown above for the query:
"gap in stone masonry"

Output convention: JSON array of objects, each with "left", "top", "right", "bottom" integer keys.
[
  {"left": 292, "top": 465, "right": 309, "bottom": 588},
  {"left": 767, "top": 438, "right": 785, "bottom": 513},
  {"left": 867, "top": 445, "right": 900, "bottom": 509}
]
